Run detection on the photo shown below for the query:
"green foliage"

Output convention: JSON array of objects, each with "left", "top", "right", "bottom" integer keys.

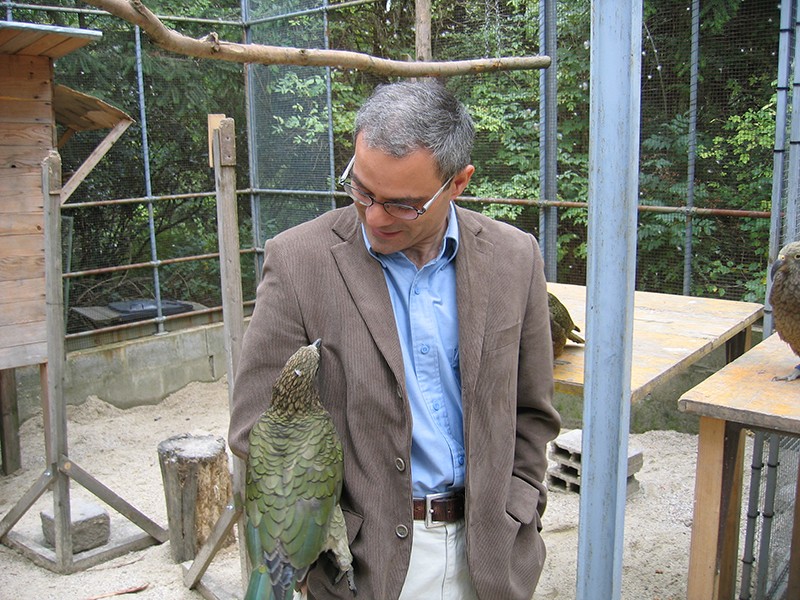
[{"left": 12, "top": 0, "right": 779, "bottom": 323}]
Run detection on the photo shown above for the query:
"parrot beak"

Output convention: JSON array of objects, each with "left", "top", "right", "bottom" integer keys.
[
  {"left": 771, "top": 256, "right": 785, "bottom": 281},
  {"left": 312, "top": 339, "right": 322, "bottom": 350}
]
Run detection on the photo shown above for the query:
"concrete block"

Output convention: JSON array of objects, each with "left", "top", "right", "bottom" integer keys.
[
  {"left": 547, "top": 429, "right": 643, "bottom": 495},
  {"left": 40, "top": 497, "right": 110, "bottom": 553}
]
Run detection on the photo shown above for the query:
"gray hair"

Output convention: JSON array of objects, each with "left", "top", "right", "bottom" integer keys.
[{"left": 354, "top": 80, "right": 474, "bottom": 181}]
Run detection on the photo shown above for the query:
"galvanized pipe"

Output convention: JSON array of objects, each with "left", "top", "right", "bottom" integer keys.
[
  {"left": 539, "top": 0, "right": 558, "bottom": 280},
  {"left": 785, "top": 0, "right": 800, "bottom": 245},
  {"left": 135, "top": 26, "right": 165, "bottom": 334},
  {"left": 739, "top": 430, "right": 766, "bottom": 599},
  {"left": 755, "top": 434, "right": 782, "bottom": 599},
  {"left": 683, "top": 0, "right": 699, "bottom": 295},
  {"left": 766, "top": 0, "right": 797, "bottom": 335}
]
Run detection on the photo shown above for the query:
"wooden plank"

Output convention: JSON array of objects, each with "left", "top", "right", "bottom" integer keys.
[
  {"left": 0, "top": 213, "right": 44, "bottom": 236},
  {"left": 0, "top": 99, "right": 52, "bottom": 124},
  {"left": 0, "top": 55, "right": 51, "bottom": 99},
  {"left": 0, "top": 191, "right": 45, "bottom": 214},
  {"left": 0, "top": 255, "right": 45, "bottom": 281},
  {"left": 0, "top": 28, "right": 37, "bottom": 55},
  {"left": 548, "top": 283, "right": 764, "bottom": 402},
  {"left": 0, "top": 278, "right": 45, "bottom": 303},
  {"left": 61, "top": 118, "right": 132, "bottom": 202},
  {"left": 0, "top": 172, "right": 45, "bottom": 211},
  {"left": 0, "top": 233, "right": 44, "bottom": 257},
  {"left": 0, "top": 469, "right": 53, "bottom": 538},
  {"left": 678, "top": 334, "right": 800, "bottom": 434},
  {"left": 0, "top": 321, "right": 47, "bottom": 346},
  {"left": 0, "top": 341, "right": 47, "bottom": 371},
  {"left": 0, "top": 368, "right": 21, "bottom": 475},
  {"left": 686, "top": 416, "right": 727, "bottom": 599},
  {"left": 62, "top": 458, "right": 168, "bottom": 543},
  {"left": 0, "top": 122, "right": 52, "bottom": 147},
  {"left": 0, "top": 145, "right": 49, "bottom": 171},
  {"left": 37, "top": 35, "right": 97, "bottom": 59},
  {"left": 0, "top": 299, "right": 46, "bottom": 327}
]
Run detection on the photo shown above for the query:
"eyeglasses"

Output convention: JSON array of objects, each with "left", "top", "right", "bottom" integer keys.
[{"left": 338, "top": 155, "right": 454, "bottom": 221}]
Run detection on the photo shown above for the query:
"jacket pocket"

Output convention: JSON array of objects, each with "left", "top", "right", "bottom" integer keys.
[
  {"left": 485, "top": 321, "right": 522, "bottom": 351},
  {"left": 506, "top": 475, "right": 541, "bottom": 527},
  {"left": 341, "top": 508, "right": 364, "bottom": 545}
]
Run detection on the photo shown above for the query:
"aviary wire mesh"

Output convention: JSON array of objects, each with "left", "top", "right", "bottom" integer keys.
[
  {"left": 8, "top": 0, "right": 783, "bottom": 346},
  {"left": 741, "top": 433, "right": 799, "bottom": 600}
]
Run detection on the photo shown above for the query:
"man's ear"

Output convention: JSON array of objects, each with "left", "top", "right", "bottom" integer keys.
[{"left": 452, "top": 164, "right": 475, "bottom": 197}]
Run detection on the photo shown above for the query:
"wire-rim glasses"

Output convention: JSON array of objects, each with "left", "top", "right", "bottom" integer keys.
[{"left": 338, "top": 155, "right": 453, "bottom": 221}]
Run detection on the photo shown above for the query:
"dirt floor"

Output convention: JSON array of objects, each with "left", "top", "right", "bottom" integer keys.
[{"left": 0, "top": 377, "right": 699, "bottom": 599}]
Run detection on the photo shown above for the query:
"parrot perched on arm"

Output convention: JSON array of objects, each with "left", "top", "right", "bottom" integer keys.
[
  {"left": 769, "top": 240, "right": 800, "bottom": 381},
  {"left": 245, "top": 339, "right": 356, "bottom": 600},
  {"left": 548, "top": 292, "right": 585, "bottom": 359}
]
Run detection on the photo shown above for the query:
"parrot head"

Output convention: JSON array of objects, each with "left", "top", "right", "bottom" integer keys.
[
  {"left": 271, "top": 339, "right": 323, "bottom": 414},
  {"left": 771, "top": 241, "right": 800, "bottom": 282}
]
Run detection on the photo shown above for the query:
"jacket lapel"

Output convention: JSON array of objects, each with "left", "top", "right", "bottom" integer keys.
[
  {"left": 330, "top": 208, "right": 406, "bottom": 382},
  {"left": 454, "top": 207, "right": 492, "bottom": 402}
]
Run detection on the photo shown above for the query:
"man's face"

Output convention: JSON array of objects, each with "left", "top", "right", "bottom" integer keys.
[{"left": 349, "top": 135, "right": 471, "bottom": 264}]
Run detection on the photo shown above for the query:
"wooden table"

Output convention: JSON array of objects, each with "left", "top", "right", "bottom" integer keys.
[
  {"left": 547, "top": 283, "right": 764, "bottom": 401},
  {"left": 679, "top": 333, "right": 800, "bottom": 600}
]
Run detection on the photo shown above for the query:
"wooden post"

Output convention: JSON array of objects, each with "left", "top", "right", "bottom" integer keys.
[
  {"left": 157, "top": 433, "right": 234, "bottom": 563},
  {"left": 0, "top": 368, "right": 20, "bottom": 474}
]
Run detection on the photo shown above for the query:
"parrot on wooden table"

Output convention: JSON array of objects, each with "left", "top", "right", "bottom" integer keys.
[
  {"left": 548, "top": 292, "right": 585, "bottom": 359},
  {"left": 769, "top": 240, "right": 800, "bottom": 381},
  {"left": 245, "top": 339, "right": 356, "bottom": 600}
]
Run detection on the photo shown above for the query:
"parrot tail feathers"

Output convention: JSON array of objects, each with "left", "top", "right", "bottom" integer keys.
[
  {"left": 244, "top": 564, "right": 277, "bottom": 600},
  {"left": 567, "top": 330, "right": 585, "bottom": 344},
  {"left": 265, "top": 552, "right": 303, "bottom": 600},
  {"left": 326, "top": 505, "right": 357, "bottom": 595}
]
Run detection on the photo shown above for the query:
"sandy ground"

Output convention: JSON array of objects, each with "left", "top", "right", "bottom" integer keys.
[{"left": 0, "top": 377, "right": 699, "bottom": 600}]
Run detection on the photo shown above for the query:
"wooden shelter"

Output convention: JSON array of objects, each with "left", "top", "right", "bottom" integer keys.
[
  {"left": 0, "top": 21, "right": 166, "bottom": 574},
  {"left": 0, "top": 21, "right": 133, "bottom": 472}
]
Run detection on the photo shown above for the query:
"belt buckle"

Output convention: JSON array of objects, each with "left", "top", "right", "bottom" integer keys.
[{"left": 425, "top": 491, "right": 453, "bottom": 529}]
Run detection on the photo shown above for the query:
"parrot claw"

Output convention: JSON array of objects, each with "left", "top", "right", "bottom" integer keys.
[
  {"left": 772, "top": 365, "right": 800, "bottom": 382},
  {"left": 334, "top": 567, "right": 357, "bottom": 595}
]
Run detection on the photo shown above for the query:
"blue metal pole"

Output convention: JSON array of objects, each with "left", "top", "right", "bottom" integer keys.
[{"left": 577, "top": 1, "right": 642, "bottom": 598}]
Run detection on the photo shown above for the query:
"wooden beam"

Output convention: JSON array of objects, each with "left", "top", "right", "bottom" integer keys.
[{"left": 61, "top": 118, "right": 132, "bottom": 203}]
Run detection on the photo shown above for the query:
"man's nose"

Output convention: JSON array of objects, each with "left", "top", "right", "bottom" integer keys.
[{"left": 363, "top": 201, "right": 395, "bottom": 225}]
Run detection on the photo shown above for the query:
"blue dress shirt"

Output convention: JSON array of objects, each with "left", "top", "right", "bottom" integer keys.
[{"left": 363, "top": 202, "right": 465, "bottom": 497}]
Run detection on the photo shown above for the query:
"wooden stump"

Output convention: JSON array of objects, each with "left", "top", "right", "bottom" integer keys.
[{"left": 157, "top": 433, "right": 234, "bottom": 562}]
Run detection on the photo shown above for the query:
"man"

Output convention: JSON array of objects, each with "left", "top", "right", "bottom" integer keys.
[{"left": 229, "top": 80, "right": 560, "bottom": 600}]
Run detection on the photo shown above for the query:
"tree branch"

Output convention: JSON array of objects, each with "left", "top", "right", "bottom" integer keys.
[{"left": 82, "top": 0, "right": 551, "bottom": 76}]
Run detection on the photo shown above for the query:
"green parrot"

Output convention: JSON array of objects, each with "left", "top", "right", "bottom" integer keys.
[
  {"left": 769, "top": 240, "right": 800, "bottom": 381},
  {"left": 548, "top": 292, "right": 585, "bottom": 359},
  {"left": 245, "top": 339, "right": 356, "bottom": 600}
]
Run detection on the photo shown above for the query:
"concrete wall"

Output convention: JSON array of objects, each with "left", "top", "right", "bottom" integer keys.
[
  {"left": 16, "top": 321, "right": 229, "bottom": 422},
  {"left": 15, "top": 320, "right": 762, "bottom": 434}
]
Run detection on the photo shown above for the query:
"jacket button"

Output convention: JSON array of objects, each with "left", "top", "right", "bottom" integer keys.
[
  {"left": 395, "top": 457, "right": 406, "bottom": 471},
  {"left": 395, "top": 524, "right": 409, "bottom": 538},
  {"left": 396, "top": 383, "right": 403, "bottom": 398}
]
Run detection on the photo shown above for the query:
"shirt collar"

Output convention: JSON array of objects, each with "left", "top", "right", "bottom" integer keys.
[{"left": 362, "top": 202, "right": 460, "bottom": 267}]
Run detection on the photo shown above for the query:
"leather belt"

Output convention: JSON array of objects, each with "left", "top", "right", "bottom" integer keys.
[{"left": 412, "top": 491, "right": 465, "bottom": 528}]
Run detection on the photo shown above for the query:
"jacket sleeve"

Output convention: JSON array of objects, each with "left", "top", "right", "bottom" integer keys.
[
  {"left": 228, "top": 236, "right": 309, "bottom": 458},
  {"left": 513, "top": 234, "right": 561, "bottom": 518}
]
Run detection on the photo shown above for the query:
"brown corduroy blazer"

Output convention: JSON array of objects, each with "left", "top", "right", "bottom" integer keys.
[{"left": 228, "top": 204, "right": 561, "bottom": 600}]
